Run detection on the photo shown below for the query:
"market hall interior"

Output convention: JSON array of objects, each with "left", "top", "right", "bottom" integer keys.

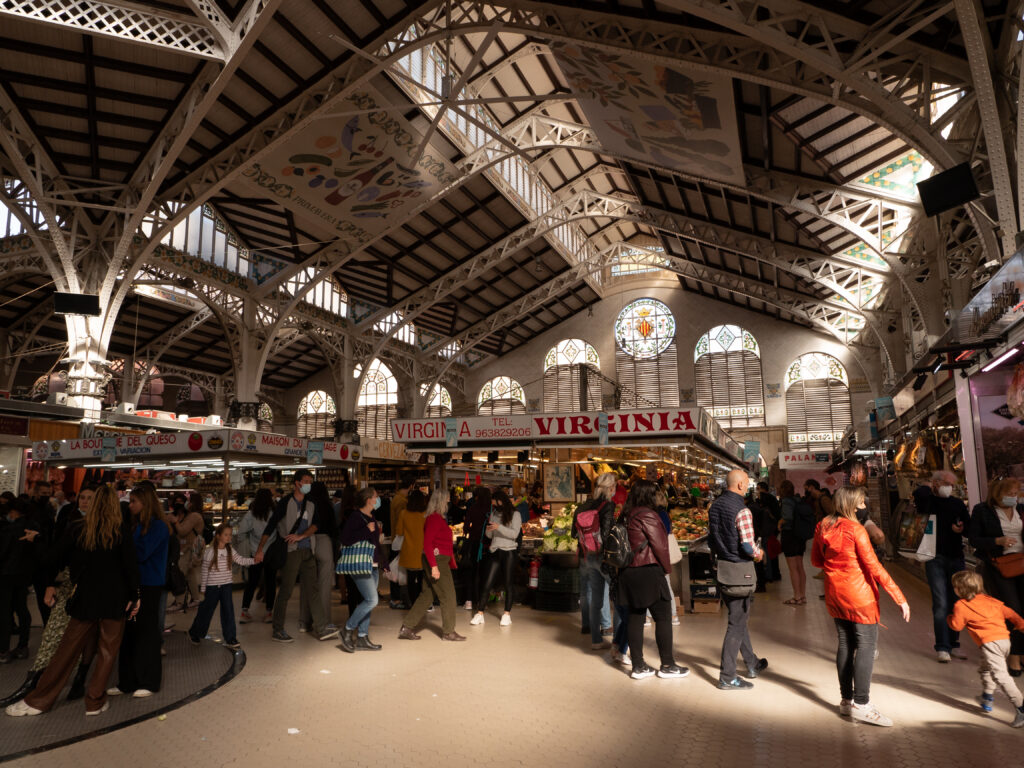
[{"left": 3, "top": 0, "right": 1024, "bottom": 765}]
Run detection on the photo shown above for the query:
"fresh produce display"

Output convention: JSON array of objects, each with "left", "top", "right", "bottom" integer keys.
[
  {"left": 670, "top": 506, "right": 708, "bottom": 542},
  {"left": 541, "top": 504, "right": 578, "bottom": 552},
  {"left": 521, "top": 518, "right": 546, "bottom": 538}
]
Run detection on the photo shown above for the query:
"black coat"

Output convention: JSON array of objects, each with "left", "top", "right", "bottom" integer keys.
[
  {"left": 0, "top": 517, "right": 35, "bottom": 578},
  {"left": 968, "top": 502, "right": 1022, "bottom": 563},
  {"left": 50, "top": 520, "right": 141, "bottom": 621}
]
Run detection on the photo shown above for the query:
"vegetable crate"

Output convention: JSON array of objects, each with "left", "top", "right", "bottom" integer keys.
[
  {"left": 691, "top": 598, "right": 721, "bottom": 614},
  {"left": 538, "top": 566, "right": 579, "bottom": 593}
]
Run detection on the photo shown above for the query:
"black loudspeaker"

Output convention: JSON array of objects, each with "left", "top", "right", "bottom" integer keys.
[
  {"left": 916, "top": 162, "right": 980, "bottom": 217},
  {"left": 434, "top": 452, "right": 450, "bottom": 465},
  {"left": 517, "top": 451, "right": 528, "bottom": 464},
  {"left": 53, "top": 292, "right": 101, "bottom": 316},
  {"left": 462, "top": 452, "right": 474, "bottom": 463},
  {"left": 487, "top": 451, "right": 498, "bottom": 464}
]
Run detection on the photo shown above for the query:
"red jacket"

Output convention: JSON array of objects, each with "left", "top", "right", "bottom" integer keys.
[
  {"left": 811, "top": 518, "right": 904, "bottom": 624},
  {"left": 626, "top": 506, "right": 671, "bottom": 574}
]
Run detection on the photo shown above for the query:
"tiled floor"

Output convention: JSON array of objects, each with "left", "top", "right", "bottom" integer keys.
[{"left": 4, "top": 557, "right": 1022, "bottom": 767}]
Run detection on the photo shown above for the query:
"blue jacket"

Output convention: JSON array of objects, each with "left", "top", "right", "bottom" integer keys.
[{"left": 134, "top": 520, "right": 170, "bottom": 587}]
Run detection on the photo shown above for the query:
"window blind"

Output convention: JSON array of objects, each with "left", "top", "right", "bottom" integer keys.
[
  {"left": 477, "top": 398, "right": 527, "bottom": 416},
  {"left": 695, "top": 350, "right": 765, "bottom": 428},
  {"left": 356, "top": 404, "right": 397, "bottom": 441},
  {"left": 615, "top": 343, "right": 679, "bottom": 408},
  {"left": 785, "top": 379, "right": 852, "bottom": 450},
  {"left": 543, "top": 364, "right": 601, "bottom": 411}
]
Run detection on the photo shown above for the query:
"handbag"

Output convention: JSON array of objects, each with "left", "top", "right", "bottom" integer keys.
[
  {"left": 336, "top": 540, "right": 376, "bottom": 575},
  {"left": 992, "top": 552, "right": 1024, "bottom": 579},
  {"left": 667, "top": 535, "right": 683, "bottom": 565},
  {"left": 386, "top": 553, "right": 408, "bottom": 585},
  {"left": 716, "top": 558, "right": 756, "bottom": 598},
  {"left": 912, "top": 515, "right": 937, "bottom": 563},
  {"left": 391, "top": 534, "right": 405, "bottom": 553}
]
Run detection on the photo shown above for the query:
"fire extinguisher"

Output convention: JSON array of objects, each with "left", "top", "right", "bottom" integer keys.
[{"left": 528, "top": 557, "right": 540, "bottom": 589}]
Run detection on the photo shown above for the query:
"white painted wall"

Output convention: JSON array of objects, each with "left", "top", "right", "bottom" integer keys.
[{"left": 462, "top": 285, "right": 876, "bottom": 449}]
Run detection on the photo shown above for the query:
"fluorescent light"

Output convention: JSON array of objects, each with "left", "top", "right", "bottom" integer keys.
[
  {"left": 982, "top": 347, "right": 1019, "bottom": 372},
  {"left": 932, "top": 361, "right": 942, "bottom": 374}
]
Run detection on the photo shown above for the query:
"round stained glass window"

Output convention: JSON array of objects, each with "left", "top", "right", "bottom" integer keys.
[{"left": 614, "top": 298, "right": 675, "bottom": 359}]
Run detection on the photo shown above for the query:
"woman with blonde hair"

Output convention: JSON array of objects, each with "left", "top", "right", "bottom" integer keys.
[
  {"left": 812, "top": 486, "right": 909, "bottom": 727},
  {"left": 400, "top": 489, "right": 465, "bottom": 641},
  {"left": 969, "top": 476, "right": 1024, "bottom": 676},
  {"left": 6, "top": 485, "right": 139, "bottom": 717}
]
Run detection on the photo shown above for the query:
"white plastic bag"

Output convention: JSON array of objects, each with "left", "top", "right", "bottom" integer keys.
[
  {"left": 914, "top": 515, "right": 936, "bottom": 562},
  {"left": 386, "top": 554, "right": 408, "bottom": 585}
]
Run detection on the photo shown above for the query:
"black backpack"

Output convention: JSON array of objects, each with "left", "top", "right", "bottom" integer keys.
[{"left": 602, "top": 510, "right": 646, "bottom": 570}]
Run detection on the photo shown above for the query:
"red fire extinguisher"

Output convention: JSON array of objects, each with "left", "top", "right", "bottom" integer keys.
[{"left": 528, "top": 557, "right": 540, "bottom": 589}]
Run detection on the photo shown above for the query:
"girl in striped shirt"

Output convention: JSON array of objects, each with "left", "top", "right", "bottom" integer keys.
[{"left": 188, "top": 524, "right": 254, "bottom": 651}]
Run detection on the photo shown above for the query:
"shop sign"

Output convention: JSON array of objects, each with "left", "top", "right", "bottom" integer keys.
[
  {"left": 392, "top": 408, "right": 724, "bottom": 447},
  {"left": 0, "top": 415, "right": 29, "bottom": 437},
  {"left": 360, "top": 438, "right": 407, "bottom": 461},
  {"left": 307, "top": 440, "right": 324, "bottom": 466},
  {"left": 778, "top": 452, "right": 832, "bottom": 468},
  {"left": 32, "top": 430, "right": 223, "bottom": 460}
]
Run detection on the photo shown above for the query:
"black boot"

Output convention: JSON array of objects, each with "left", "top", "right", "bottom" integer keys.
[
  {"left": 0, "top": 669, "right": 42, "bottom": 708},
  {"left": 338, "top": 628, "right": 356, "bottom": 654},
  {"left": 67, "top": 662, "right": 91, "bottom": 701},
  {"left": 355, "top": 635, "right": 382, "bottom": 651}
]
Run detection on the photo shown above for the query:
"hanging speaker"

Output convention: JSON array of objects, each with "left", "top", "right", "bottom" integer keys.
[
  {"left": 916, "top": 162, "right": 980, "bottom": 217},
  {"left": 53, "top": 293, "right": 101, "bottom": 316}
]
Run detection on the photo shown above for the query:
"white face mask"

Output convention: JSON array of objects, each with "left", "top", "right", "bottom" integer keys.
[
  {"left": 937, "top": 486, "right": 953, "bottom": 498},
  {"left": 299, "top": 483, "right": 311, "bottom": 495},
  {"left": 1001, "top": 496, "right": 1018, "bottom": 509}
]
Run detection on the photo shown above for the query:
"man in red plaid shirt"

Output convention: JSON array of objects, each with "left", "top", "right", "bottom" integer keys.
[{"left": 708, "top": 469, "right": 767, "bottom": 690}]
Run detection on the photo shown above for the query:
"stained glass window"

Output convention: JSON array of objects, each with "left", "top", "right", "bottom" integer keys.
[
  {"left": 614, "top": 298, "right": 675, "bottom": 360},
  {"left": 257, "top": 402, "right": 274, "bottom": 433},
  {"left": 543, "top": 339, "right": 601, "bottom": 411},
  {"left": 785, "top": 353, "right": 852, "bottom": 451},
  {"left": 357, "top": 359, "right": 398, "bottom": 440},
  {"left": 694, "top": 326, "right": 764, "bottom": 428},
  {"left": 420, "top": 383, "right": 452, "bottom": 418},
  {"left": 297, "top": 390, "right": 337, "bottom": 439},
  {"left": 477, "top": 376, "right": 526, "bottom": 415},
  {"left": 614, "top": 299, "right": 678, "bottom": 407}
]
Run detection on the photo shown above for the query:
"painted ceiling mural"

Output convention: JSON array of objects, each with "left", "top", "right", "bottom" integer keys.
[
  {"left": 551, "top": 43, "right": 745, "bottom": 186},
  {"left": 241, "top": 86, "right": 459, "bottom": 245}
]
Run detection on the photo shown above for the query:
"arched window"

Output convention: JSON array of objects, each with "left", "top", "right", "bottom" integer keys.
[
  {"left": 785, "top": 353, "right": 852, "bottom": 451},
  {"left": 297, "top": 390, "right": 336, "bottom": 439},
  {"left": 420, "top": 383, "right": 452, "bottom": 418},
  {"left": 357, "top": 359, "right": 398, "bottom": 440},
  {"left": 543, "top": 339, "right": 601, "bottom": 411},
  {"left": 258, "top": 402, "right": 274, "bottom": 434},
  {"left": 477, "top": 376, "right": 526, "bottom": 415},
  {"left": 694, "top": 325, "right": 765, "bottom": 428},
  {"left": 614, "top": 298, "right": 679, "bottom": 407}
]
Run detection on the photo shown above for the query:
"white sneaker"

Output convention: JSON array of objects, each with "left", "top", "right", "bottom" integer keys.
[
  {"left": 937, "top": 651, "right": 951, "bottom": 663},
  {"left": 618, "top": 651, "right": 632, "bottom": 668},
  {"left": 850, "top": 702, "right": 893, "bottom": 727},
  {"left": 463, "top": 601, "right": 473, "bottom": 610},
  {"left": 86, "top": 701, "right": 109, "bottom": 716},
  {"left": 839, "top": 699, "right": 853, "bottom": 717},
  {"left": 500, "top": 614, "right": 511, "bottom": 627},
  {"left": 132, "top": 689, "right": 153, "bottom": 698},
  {"left": 469, "top": 613, "right": 485, "bottom": 626},
  {"left": 5, "top": 700, "right": 43, "bottom": 717},
  {"left": 106, "top": 687, "right": 124, "bottom": 696}
]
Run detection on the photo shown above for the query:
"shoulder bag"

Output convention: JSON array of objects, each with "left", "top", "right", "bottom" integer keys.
[
  {"left": 715, "top": 557, "right": 756, "bottom": 598},
  {"left": 992, "top": 552, "right": 1024, "bottom": 579},
  {"left": 336, "top": 514, "right": 376, "bottom": 575}
]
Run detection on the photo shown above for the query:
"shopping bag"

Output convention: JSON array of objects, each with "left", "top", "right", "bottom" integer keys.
[
  {"left": 386, "top": 554, "right": 408, "bottom": 585},
  {"left": 668, "top": 535, "right": 684, "bottom": 565},
  {"left": 336, "top": 540, "right": 375, "bottom": 575},
  {"left": 391, "top": 534, "right": 404, "bottom": 553},
  {"left": 913, "top": 515, "right": 937, "bottom": 562}
]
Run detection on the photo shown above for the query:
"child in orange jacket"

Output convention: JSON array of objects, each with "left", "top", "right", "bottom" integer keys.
[{"left": 948, "top": 570, "right": 1024, "bottom": 726}]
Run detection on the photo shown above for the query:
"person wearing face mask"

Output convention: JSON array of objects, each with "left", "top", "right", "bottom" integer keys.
[
  {"left": 337, "top": 486, "right": 390, "bottom": 651},
  {"left": 969, "top": 477, "right": 1024, "bottom": 676},
  {"left": 254, "top": 471, "right": 339, "bottom": 644},
  {"left": 911, "top": 471, "right": 969, "bottom": 663}
]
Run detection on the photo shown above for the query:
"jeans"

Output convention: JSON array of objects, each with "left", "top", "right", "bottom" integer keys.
[
  {"left": 346, "top": 569, "right": 379, "bottom": 636},
  {"left": 612, "top": 602, "right": 630, "bottom": 654},
  {"left": 835, "top": 619, "right": 878, "bottom": 705},
  {"left": 580, "top": 557, "right": 610, "bottom": 632},
  {"left": 720, "top": 593, "right": 758, "bottom": 682},
  {"left": 189, "top": 584, "right": 238, "bottom": 645},
  {"left": 579, "top": 557, "right": 610, "bottom": 644},
  {"left": 925, "top": 554, "right": 963, "bottom": 652},
  {"left": 476, "top": 549, "right": 517, "bottom": 613}
]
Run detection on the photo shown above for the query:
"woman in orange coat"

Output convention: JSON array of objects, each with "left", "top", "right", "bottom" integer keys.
[{"left": 812, "top": 486, "right": 910, "bottom": 728}]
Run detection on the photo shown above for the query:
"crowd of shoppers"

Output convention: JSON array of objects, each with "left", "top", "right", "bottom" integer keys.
[{"left": 5, "top": 467, "right": 1024, "bottom": 734}]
